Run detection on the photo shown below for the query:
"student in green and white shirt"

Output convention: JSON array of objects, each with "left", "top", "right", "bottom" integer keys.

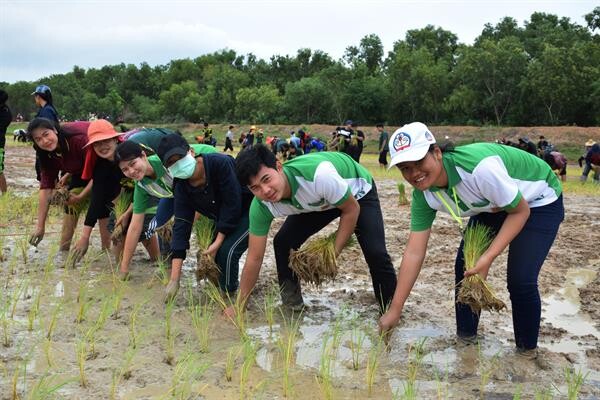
[
  {"left": 114, "top": 140, "right": 217, "bottom": 280},
  {"left": 225, "top": 145, "right": 397, "bottom": 317},
  {"left": 379, "top": 122, "right": 564, "bottom": 363}
]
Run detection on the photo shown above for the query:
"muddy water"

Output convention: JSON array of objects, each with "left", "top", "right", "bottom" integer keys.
[{"left": 1, "top": 145, "right": 600, "bottom": 399}]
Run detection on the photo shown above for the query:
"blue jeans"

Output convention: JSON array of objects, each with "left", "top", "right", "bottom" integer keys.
[{"left": 455, "top": 195, "right": 564, "bottom": 350}]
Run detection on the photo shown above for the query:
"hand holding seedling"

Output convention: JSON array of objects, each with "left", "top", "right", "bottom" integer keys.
[
  {"left": 223, "top": 305, "right": 236, "bottom": 321},
  {"left": 29, "top": 227, "right": 44, "bottom": 246},
  {"left": 57, "top": 173, "right": 71, "bottom": 188},
  {"left": 463, "top": 253, "right": 493, "bottom": 280},
  {"left": 378, "top": 307, "right": 401, "bottom": 334},
  {"left": 65, "top": 192, "right": 83, "bottom": 206},
  {"left": 72, "top": 237, "right": 89, "bottom": 262},
  {"left": 202, "top": 240, "right": 221, "bottom": 260}
]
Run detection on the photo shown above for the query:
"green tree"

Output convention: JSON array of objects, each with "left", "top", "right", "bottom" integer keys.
[
  {"left": 235, "top": 84, "right": 282, "bottom": 123},
  {"left": 284, "top": 77, "right": 333, "bottom": 123}
]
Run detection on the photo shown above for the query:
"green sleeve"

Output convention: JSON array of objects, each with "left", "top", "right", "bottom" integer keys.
[
  {"left": 502, "top": 191, "right": 523, "bottom": 211},
  {"left": 132, "top": 184, "right": 149, "bottom": 214},
  {"left": 410, "top": 189, "right": 437, "bottom": 231},
  {"left": 249, "top": 198, "right": 274, "bottom": 236}
]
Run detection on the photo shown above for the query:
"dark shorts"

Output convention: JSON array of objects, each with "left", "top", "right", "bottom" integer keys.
[
  {"left": 378, "top": 150, "right": 388, "bottom": 166},
  {"left": 107, "top": 211, "right": 156, "bottom": 242}
]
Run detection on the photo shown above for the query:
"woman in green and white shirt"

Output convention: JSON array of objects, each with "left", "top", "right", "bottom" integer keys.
[{"left": 379, "top": 122, "right": 563, "bottom": 361}]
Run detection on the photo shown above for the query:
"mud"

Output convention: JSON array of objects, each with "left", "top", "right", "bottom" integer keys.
[{"left": 1, "top": 143, "right": 599, "bottom": 399}]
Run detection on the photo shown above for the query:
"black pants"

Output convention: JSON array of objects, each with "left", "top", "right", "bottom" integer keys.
[
  {"left": 224, "top": 137, "right": 234, "bottom": 152},
  {"left": 273, "top": 183, "right": 397, "bottom": 311}
]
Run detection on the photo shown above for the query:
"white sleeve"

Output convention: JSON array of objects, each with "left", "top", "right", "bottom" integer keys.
[
  {"left": 313, "top": 161, "right": 351, "bottom": 206},
  {"left": 472, "top": 156, "right": 520, "bottom": 208}
]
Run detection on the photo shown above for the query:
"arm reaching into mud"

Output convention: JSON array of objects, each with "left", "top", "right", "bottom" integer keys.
[
  {"left": 223, "top": 233, "right": 267, "bottom": 319},
  {"left": 378, "top": 229, "right": 431, "bottom": 333},
  {"left": 29, "top": 188, "right": 52, "bottom": 246}
]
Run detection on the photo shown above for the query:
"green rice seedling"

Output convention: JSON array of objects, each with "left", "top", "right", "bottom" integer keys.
[
  {"left": 225, "top": 346, "right": 238, "bottom": 382},
  {"left": 75, "top": 295, "right": 93, "bottom": 324},
  {"left": 27, "top": 289, "right": 42, "bottom": 332},
  {"left": 10, "top": 280, "right": 28, "bottom": 319},
  {"left": 110, "top": 345, "right": 138, "bottom": 399},
  {"left": 329, "top": 308, "right": 347, "bottom": 358},
  {"left": 190, "top": 302, "right": 213, "bottom": 353},
  {"left": 457, "top": 223, "right": 506, "bottom": 313},
  {"left": 277, "top": 309, "right": 302, "bottom": 398},
  {"left": 289, "top": 233, "right": 337, "bottom": 286},
  {"left": 432, "top": 358, "right": 449, "bottom": 400},
  {"left": 397, "top": 182, "right": 409, "bottom": 206},
  {"left": 349, "top": 318, "right": 367, "bottom": 370},
  {"left": 18, "top": 236, "right": 28, "bottom": 264},
  {"left": 477, "top": 344, "right": 499, "bottom": 398},
  {"left": 110, "top": 190, "right": 133, "bottom": 245},
  {"left": 366, "top": 332, "right": 386, "bottom": 396},
  {"left": 204, "top": 281, "right": 247, "bottom": 339},
  {"left": 1, "top": 295, "right": 10, "bottom": 347},
  {"left": 169, "top": 350, "right": 209, "bottom": 400},
  {"left": 42, "top": 338, "right": 53, "bottom": 368},
  {"left": 565, "top": 366, "right": 589, "bottom": 400},
  {"left": 11, "top": 363, "right": 20, "bottom": 400},
  {"left": 165, "top": 295, "right": 177, "bottom": 365},
  {"left": 193, "top": 216, "right": 220, "bottom": 285},
  {"left": 317, "top": 334, "right": 334, "bottom": 400},
  {"left": 513, "top": 384, "right": 522, "bottom": 400},
  {"left": 402, "top": 338, "right": 427, "bottom": 400},
  {"left": 42, "top": 243, "right": 59, "bottom": 281},
  {"left": 75, "top": 338, "right": 88, "bottom": 387},
  {"left": 263, "top": 283, "right": 280, "bottom": 338},
  {"left": 153, "top": 256, "right": 170, "bottom": 286},
  {"left": 110, "top": 282, "right": 125, "bottom": 319},
  {"left": 534, "top": 387, "right": 554, "bottom": 400},
  {"left": 239, "top": 338, "right": 258, "bottom": 399},
  {"left": 46, "top": 300, "right": 63, "bottom": 340},
  {"left": 129, "top": 301, "right": 144, "bottom": 349},
  {"left": 94, "top": 297, "right": 113, "bottom": 333},
  {"left": 27, "top": 373, "right": 71, "bottom": 400}
]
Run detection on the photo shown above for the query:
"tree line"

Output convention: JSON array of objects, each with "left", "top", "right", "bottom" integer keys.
[{"left": 3, "top": 9, "right": 600, "bottom": 127}]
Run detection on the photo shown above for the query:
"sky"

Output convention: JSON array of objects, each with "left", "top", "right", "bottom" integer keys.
[{"left": 0, "top": 0, "right": 596, "bottom": 83}]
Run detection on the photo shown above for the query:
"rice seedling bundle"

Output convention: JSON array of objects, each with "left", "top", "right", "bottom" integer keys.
[
  {"left": 155, "top": 218, "right": 174, "bottom": 244},
  {"left": 49, "top": 186, "right": 90, "bottom": 215},
  {"left": 193, "top": 216, "right": 220, "bottom": 285},
  {"left": 456, "top": 224, "right": 506, "bottom": 313},
  {"left": 110, "top": 190, "right": 133, "bottom": 244},
  {"left": 289, "top": 233, "right": 337, "bottom": 286},
  {"left": 397, "top": 182, "right": 409, "bottom": 206}
]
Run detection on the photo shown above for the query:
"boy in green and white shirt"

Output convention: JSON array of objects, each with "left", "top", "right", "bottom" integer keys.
[{"left": 228, "top": 145, "right": 397, "bottom": 315}]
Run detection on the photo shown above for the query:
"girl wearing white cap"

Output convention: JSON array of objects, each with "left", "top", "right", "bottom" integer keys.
[{"left": 379, "top": 122, "right": 563, "bottom": 363}]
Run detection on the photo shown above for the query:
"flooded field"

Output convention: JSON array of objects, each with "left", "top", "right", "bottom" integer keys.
[{"left": 1, "top": 144, "right": 599, "bottom": 399}]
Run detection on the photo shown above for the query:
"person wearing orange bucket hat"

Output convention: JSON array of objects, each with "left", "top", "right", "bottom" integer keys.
[{"left": 379, "top": 122, "right": 564, "bottom": 366}]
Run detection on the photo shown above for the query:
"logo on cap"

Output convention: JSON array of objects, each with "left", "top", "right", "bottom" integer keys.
[
  {"left": 425, "top": 131, "right": 433, "bottom": 141},
  {"left": 393, "top": 132, "right": 411, "bottom": 151}
]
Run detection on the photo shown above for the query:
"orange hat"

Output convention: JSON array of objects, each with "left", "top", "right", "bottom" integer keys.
[{"left": 85, "top": 119, "right": 121, "bottom": 147}]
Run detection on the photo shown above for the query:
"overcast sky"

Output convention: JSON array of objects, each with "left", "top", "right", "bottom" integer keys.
[{"left": 0, "top": 0, "right": 595, "bottom": 83}]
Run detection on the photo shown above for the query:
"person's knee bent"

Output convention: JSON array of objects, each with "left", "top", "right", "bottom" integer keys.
[{"left": 507, "top": 281, "right": 539, "bottom": 303}]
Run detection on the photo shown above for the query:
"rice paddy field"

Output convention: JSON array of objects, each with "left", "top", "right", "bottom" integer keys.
[{"left": 1, "top": 132, "right": 600, "bottom": 399}]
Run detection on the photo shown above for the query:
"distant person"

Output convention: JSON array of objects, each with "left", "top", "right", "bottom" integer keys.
[
  {"left": 197, "top": 122, "right": 216, "bottom": 147},
  {"left": 537, "top": 135, "right": 549, "bottom": 154},
  {"left": 32, "top": 85, "right": 59, "bottom": 182},
  {"left": 377, "top": 123, "right": 389, "bottom": 168},
  {"left": 518, "top": 137, "right": 537, "bottom": 156},
  {"left": 0, "top": 89, "right": 11, "bottom": 194},
  {"left": 579, "top": 140, "right": 599, "bottom": 183},
  {"left": 224, "top": 125, "right": 235, "bottom": 152},
  {"left": 243, "top": 126, "right": 256, "bottom": 149},
  {"left": 256, "top": 128, "right": 264, "bottom": 145}
]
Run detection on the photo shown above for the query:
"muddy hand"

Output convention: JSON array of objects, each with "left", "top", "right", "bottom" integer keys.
[
  {"left": 72, "top": 238, "right": 89, "bottom": 263},
  {"left": 164, "top": 279, "right": 180, "bottom": 303},
  {"left": 29, "top": 229, "right": 44, "bottom": 247}
]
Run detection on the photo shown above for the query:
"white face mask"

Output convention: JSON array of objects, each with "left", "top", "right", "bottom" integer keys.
[{"left": 168, "top": 154, "right": 196, "bottom": 179}]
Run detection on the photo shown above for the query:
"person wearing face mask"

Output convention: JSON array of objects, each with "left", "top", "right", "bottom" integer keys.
[
  {"left": 114, "top": 139, "right": 216, "bottom": 280},
  {"left": 378, "top": 122, "right": 563, "bottom": 367},
  {"left": 71, "top": 120, "right": 182, "bottom": 262},
  {"left": 27, "top": 118, "right": 92, "bottom": 251},
  {"left": 157, "top": 134, "right": 253, "bottom": 301}
]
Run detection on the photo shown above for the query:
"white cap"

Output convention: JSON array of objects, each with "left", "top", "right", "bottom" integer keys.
[
  {"left": 388, "top": 122, "right": 436, "bottom": 170},
  {"left": 338, "top": 129, "right": 351, "bottom": 137}
]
